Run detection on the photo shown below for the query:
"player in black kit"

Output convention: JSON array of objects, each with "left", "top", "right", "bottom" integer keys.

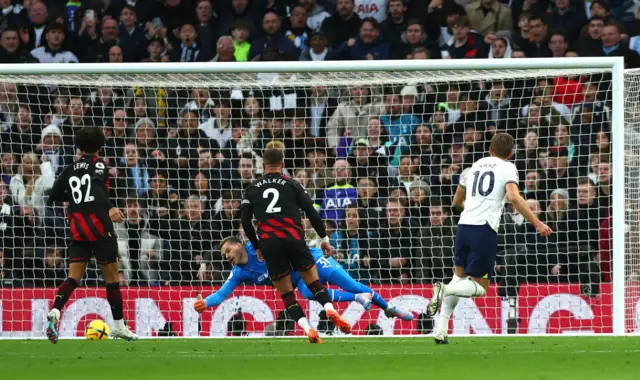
[
  {"left": 241, "top": 147, "right": 351, "bottom": 343},
  {"left": 45, "top": 126, "right": 138, "bottom": 343}
]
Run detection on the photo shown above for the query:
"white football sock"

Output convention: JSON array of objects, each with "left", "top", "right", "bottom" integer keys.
[
  {"left": 297, "top": 317, "right": 311, "bottom": 335},
  {"left": 114, "top": 319, "right": 126, "bottom": 330},
  {"left": 323, "top": 302, "right": 335, "bottom": 312},
  {"left": 444, "top": 278, "right": 486, "bottom": 298},
  {"left": 436, "top": 275, "right": 464, "bottom": 334}
]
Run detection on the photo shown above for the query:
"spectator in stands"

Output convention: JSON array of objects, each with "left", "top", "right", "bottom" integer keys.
[
  {"left": 9, "top": 151, "right": 54, "bottom": 221},
  {"left": 549, "top": 31, "right": 569, "bottom": 58},
  {"left": 114, "top": 197, "right": 162, "bottom": 285},
  {"left": 217, "top": 0, "right": 259, "bottom": 40},
  {"left": 249, "top": 11, "right": 299, "bottom": 61},
  {"left": 545, "top": 0, "right": 587, "bottom": 45},
  {"left": 300, "top": 0, "right": 329, "bottom": 31},
  {"left": 347, "top": 137, "right": 389, "bottom": 192},
  {"left": 102, "top": 108, "right": 129, "bottom": 161},
  {"left": 335, "top": 205, "right": 371, "bottom": 282},
  {"left": 483, "top": 81, "right": 518, "bottom": 132},
  {"left": 488, "top": 37, "right": 512, "bottom": 58},
  {"left": 284, "top": 5, "right": 311, "bottom": 51},
  {"left": 1, "top": 104, "right": 37, "bottom": 156},
  {"left": 83, "top": 17, "right": 119, "bottom": 62},
  {"left": 522, "top": 169, "right": 547, "bottom": 205},
  {"left": 407, "top": 179, "right": 429, "bottom": 220},
  {"left": 108, "top": 0, "right": 157, "bottom": 25},
  {"left": 114, "top": 143, "right": 150, "bottom": 201},
  {"left": 143, "top": 169, "right": 179, "bottom": 220},
  {"left": 142, "top": 37, "right": 166, "bottom": 62},
  {"left": 393, "top": 155, "right": 423, "bottom": 196},
  {"left": 147, "top": 195, "right": 210, "bottom": 285},
  {"left": 412, "top": 124, "right": 438, "bottom": 177},
  {"left": 330, "top": 17, "right": 389, "bottom": 60},
  {"left": 381, "top": 0, "right": 407, "bottom": 54},
  {"left": 109, "top": 45, "right": 124, "bottom": 62},
  {"left": 445, "top": 14, "right": 487, "bottom": 59},
  {"left": 575, "top": 16, "right": 605, "bottom": 57},
  {"left": 0, "top": 28, "right": 38, "bottom": 63},
  {"left": 231, "top": 21, "right": 250, "bottom": 61},
  {"left": 210, "top": 35, "right": 234, "bottom": 62},
  {"left": 134, "top": 118, "right": 160, "bottom": 159},
  {"left": 567, "top": 178, "right": 601, "bottom": 252},
  {"left": 0, "top": 152, "right": 15, "bottom": 185},
  {"left": 38, "top": 124, "right": 71, "bottom": 176},
  {"left": 546, "top": 146, "right": 578, "bottom": 199},
  {"left": 602, "top": 24, "right": 640, "bottom": 68},
  {"left": 24, "top": 1, "right": 47, "bottom": 50},
  {"left": 170, "top": 23, "right": 211, "bottom": 62},
  {"left": 30, "top": 21, "right": 78, "bottom": 63},
  {"left": 167, "top": 110, "right": 215, "bottom": 189},
  {"left": 196, "top": 0, "right": 217, "bottom": 59},
  {"left": 327, "top": 85, "right": 382, "bottom": 148},
  {"left": 118, "top": 5, "right": 148, "bottom": 62},
  {"left": 464, "top": 0, "right": 512, "bottom": 37},
  {"left": 321, "top": 0, "right": 361, "bottom": 48},
  {"left": 212, "top": 190, "right": 241, "bottom": 244},
  {"left": 58, "top": 94, "right": 89, "bottom": 148},
  {"left": 74, "top": 9, "right": 101, "bottom": 57},
  {"left": 394, "top": 20, "right": 441, "bottom": 60},
  {"left": 299, "top": 30, "right": 331, "bottom": 61},
  {"left": 380, "top": 89, "right": 420, "bottom": 165},
  {"left": 0, "top": 0, "right": 27, "bottom": 32},
  {"left": 355, "top": 176, "right": 380, "bottom": 228},
  {"left": 518, "top": 16, "right": 552, "bottom": 57},
  {"left": 229, "top": 152, "right": 256, "bottom": 192},
  {"left": 417, "top": 198, "right": 455, "bottom": 282},
  {"left": 318, "top": 159, "right": 357, "bottom": 223},
  {"left": 372, "top": 198, "right": 415, "bottom": 283},
  {"left": 596, "top": 156, "right": 611, "bottom": 208}
]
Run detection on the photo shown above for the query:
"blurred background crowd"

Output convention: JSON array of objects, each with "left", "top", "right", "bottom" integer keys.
[{"left": 0, "top": 0, "right": 626, "bottom": 296}]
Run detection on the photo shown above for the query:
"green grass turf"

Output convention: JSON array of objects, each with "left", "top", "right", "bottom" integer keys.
[{"left": 1, "top": 337, "right": 639, "bottom": 380}]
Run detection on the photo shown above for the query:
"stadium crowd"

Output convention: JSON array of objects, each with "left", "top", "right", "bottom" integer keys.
[{"left": 0, "top": 0, "right": 621, "bottom": 293}]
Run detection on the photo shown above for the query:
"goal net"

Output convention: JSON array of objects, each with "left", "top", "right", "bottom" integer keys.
[{"left": 0, "top": 61, "right": 628, "bottom": 338}]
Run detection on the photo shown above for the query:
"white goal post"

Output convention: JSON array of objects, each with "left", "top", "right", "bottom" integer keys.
[{"left": 0, "top": 57, "right": 630, "bottom": 338}]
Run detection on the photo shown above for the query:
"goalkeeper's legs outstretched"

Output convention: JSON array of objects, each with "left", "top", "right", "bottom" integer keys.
[{"left": 322, "top": 259, "right": 414, "bottom": 321}]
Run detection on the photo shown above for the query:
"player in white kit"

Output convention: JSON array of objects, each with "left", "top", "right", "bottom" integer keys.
[{"left": 427, "top": 133, "right": 553, "bottom": 344}]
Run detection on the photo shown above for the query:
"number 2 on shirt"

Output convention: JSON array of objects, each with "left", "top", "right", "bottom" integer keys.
[{"left": 263, "top": 188, "right": 282, "bottom": 213}]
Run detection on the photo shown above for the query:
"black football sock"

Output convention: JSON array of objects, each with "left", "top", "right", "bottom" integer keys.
[
  {"left": 105, "top": 282, "right": 124, "bottom": 321},
  {"left": 52, "top": 278, "right": 78, "bottom": 311},
  {"left": 307, "top": 280, "right": 332, "bottom": 306}
]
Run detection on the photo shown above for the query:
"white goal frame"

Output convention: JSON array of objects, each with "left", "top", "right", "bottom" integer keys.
[{"left": 0, "top": 57, "right": 626, "bottom": 336}]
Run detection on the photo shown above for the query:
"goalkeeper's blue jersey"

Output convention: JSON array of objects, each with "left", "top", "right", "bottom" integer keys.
[{"left": 204, "top": 242, "right": 325, "bottom": 307}]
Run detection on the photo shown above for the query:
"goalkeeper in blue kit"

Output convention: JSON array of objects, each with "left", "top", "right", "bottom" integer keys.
[{"left": 194, "top": 236, "right": 413, "bottom": 322}]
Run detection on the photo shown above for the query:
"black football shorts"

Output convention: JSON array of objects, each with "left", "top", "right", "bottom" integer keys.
[
  {"left": 260, "top": 238, "right": 315, "bottom": 280},
  {"left": 68, "top": 238, "right": 119, "bottom": 265}
]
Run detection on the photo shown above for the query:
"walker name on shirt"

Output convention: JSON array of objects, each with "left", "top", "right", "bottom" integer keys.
[{"left": 254, "top": 178, "right": 287, "bottom": 187}]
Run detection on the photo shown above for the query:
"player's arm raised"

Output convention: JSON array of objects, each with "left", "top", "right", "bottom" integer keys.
[
  {"left": 505, "top": 183, "right": 553, "bottom": 236},
  {"left": 293, "top": 181, "right": 332, "bottom": 257}
]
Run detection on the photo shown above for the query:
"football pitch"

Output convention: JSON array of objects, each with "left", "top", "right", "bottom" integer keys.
[{"left": 1, "top": 337, "right": 639, "bottom": 380}]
